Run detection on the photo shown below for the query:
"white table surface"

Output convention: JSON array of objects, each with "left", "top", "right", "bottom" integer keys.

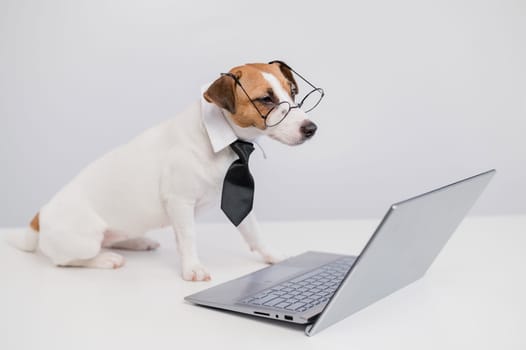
[{"left": 1, "top": 215, "right": 525, "bottom": 350}]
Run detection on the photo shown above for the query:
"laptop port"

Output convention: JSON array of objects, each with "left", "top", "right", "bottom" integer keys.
[
  {"left": 254, "top": 311, "right": 270, "bottom": 316},
  {"left": 284, "top": 315, "right": 293, "bottom": 321}
]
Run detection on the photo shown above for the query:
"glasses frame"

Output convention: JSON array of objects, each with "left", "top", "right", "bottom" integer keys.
[{"left": 221, "top": 60, "right": 325, "bottom": 127}]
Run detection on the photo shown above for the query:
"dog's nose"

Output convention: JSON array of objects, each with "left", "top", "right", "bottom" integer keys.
[{"left": 300, "top": 121, "right": 317, "bottom": 139}]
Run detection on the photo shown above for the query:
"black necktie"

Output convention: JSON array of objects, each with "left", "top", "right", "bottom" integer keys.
[{"left": 221, "top": 140, "right": 255, "bottom": 226}]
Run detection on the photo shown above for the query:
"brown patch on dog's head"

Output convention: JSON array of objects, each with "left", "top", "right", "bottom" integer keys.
[
  {"left": 203, "top": 61, "right": 298, "bottom": 130},
  {"left": 30, "top": 212, "right": 40, "bottom": 232},
  {"left": 269, "top": 61, "right": 298, "bottom": 97}
]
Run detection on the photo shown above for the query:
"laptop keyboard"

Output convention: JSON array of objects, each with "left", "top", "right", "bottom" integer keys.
[{"left": 240, "top": 257, "right": 355, "bottom": 313}]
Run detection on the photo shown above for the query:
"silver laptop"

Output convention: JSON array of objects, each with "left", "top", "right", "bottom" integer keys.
[{"left": 185, "top": 169, "right": 496, "bottom": 336}]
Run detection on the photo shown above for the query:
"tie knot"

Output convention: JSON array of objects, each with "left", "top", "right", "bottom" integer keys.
[{"left": 230, "top": 140, "right": 254, "bottom": 163}]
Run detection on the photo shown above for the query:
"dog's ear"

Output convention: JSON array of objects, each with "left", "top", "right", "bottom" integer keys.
[
  {"left": 271, "top": 61, "right": 298, "bottom": 95},
  {"left": 204, "top": 74, "right": 237, "bottom": 114}
]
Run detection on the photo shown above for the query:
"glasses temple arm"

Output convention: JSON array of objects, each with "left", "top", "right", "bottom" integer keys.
[{"left": 268, "top": 60, "right": 319, "bottom": 90}]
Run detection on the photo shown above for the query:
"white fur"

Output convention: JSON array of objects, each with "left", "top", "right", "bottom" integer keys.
[
  {"left": 6, "top": 227, "right": 39, "bottom": 252},
  {"left": 260, "top": 72, "right": 310, "bottom": 145},
  {"left": 11, "top": 69, "right": 313, "bottom": 281},
  {"left": 64, "top": 252, "right": 125, "bottom": 269}
]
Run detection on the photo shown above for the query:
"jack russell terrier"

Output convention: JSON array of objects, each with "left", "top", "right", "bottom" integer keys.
[{"left": 8, "top": 60, "right": 324, "bottom": 281}]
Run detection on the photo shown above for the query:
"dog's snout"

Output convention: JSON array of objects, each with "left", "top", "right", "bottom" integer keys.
[{"left": 300, "top": 122, "right": 317, "bottom": 139}]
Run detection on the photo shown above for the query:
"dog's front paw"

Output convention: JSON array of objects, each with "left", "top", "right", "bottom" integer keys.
[
  {"left": 182, "top": 262, "right": 211, "bottom": 281},
  {"left": 259, "top": 249, "right": 287, "bottom": 265}
]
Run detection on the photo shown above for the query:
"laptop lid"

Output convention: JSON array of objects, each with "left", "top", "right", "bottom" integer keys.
[{"left": 306, "top": 169, "right": 496, "bottom": 336}]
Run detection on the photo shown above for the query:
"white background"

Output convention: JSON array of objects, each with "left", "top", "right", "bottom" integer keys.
[{"left": 1, "top": 0, "right": 525, "bottom": 226}]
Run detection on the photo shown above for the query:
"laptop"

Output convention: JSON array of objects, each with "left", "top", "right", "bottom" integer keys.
[{"left": 185, "top": 169, "right": 496, "bottom": 336}]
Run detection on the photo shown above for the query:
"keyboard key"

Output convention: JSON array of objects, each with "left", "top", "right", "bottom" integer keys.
[
  {"left": 273, "top": 290, "right": 287, "bottom": 296},
  {"left": 258, "top": 294, "right": 281, "bottom": 304},
  {"left": 264, "top": 298, "right": 285, "bottom": 307},
  {"left": 253, "top": 290, "right": 271, "bottom": 298},
  {"left": 285, "top": 302, "right": 306, "bottom": 311},
  {"left": 275, "top": 302, "right": 291, "bottom": 309}
]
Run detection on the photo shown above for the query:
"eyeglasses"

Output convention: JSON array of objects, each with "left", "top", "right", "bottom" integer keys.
[{"left": 221, "top": 60, "right": 325, "bottom": 127}]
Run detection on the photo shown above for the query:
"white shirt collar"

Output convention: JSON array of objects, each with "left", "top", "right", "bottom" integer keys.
[{"left": 201, "top": 84, "right": 238, "bottom": 153}]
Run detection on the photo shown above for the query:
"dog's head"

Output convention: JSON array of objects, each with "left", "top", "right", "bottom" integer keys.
[{"left": 204, "top": 61, "right": 322, "bottom": 145}]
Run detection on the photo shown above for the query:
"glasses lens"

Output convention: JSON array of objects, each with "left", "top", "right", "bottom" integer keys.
[
  {"left": 299, "top": 88, "right": 324, "bottom": 113},
  {"left": 265, "top": 102, "right": 291, "bottom": 127}
]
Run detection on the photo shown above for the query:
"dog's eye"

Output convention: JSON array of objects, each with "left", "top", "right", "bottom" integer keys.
[
  {"left": 257, "top": 96, "right": 274, "bottom": 105},
  {"left": 291, "top": 89, "right": 297, "bottom": 99},
  {"left": 290, "top": 85, "right": 298, "bottom": 100}
]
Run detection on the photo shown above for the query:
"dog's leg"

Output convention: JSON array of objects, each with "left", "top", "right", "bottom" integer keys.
[
  {"left": 165, "top": 199, "right": 211, "bottom": 281},
  {"left": 38, "top": 207, "right": 126, "bottom": 269},
  {"left": 60, "top": 252, "right": 125, "bottom": 269},
  {"left": 237, "top": 212, "right": 285, "bottom": 264}
]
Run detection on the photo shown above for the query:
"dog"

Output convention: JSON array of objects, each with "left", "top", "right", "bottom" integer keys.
[{"left": 8, "top": 61, "right": 319, "bottom": 281}]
